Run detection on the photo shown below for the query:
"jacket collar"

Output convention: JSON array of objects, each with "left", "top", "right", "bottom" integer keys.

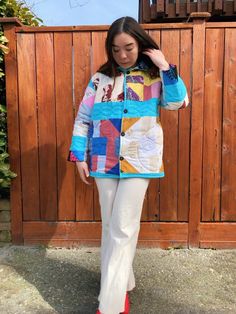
[{"left": 117, "top": 60, "right": 149, "bottom": 73}]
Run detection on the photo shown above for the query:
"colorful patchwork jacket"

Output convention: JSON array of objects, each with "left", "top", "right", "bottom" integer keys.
[{"left": 68, "top": 62, "right": 189, "bottom": 178}]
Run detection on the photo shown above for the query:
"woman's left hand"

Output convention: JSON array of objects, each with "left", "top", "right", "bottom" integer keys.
[{"left": 142, "top": 49, "right": 170, "bottom": 71}]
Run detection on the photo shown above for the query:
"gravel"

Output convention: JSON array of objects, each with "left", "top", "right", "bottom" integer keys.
[{"left": 0, "top": 245, "right": 235, "bottom": 314}]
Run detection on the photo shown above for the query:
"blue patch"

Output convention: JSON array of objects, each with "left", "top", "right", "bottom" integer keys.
[
  {"left": 161, "top": 78, "right": 187, "bottom": 104},
  {"left": 70, "top": 136, "right": 87, "bottom": 151},
  {"left": 115, "top": 137, "right": 120, "bottom": 156},
  {"left": 91, "top": 137, "right": 107, "bottom": 155},
  {"left": 72, "top": 150, "right": 85, "bottom": 161},
  {"left": 161, "top": 66, "right": 178, "bottom": 86},
  {"left": 110, "top": 119, "right": 121, "bottom": 132},
  {"left": 88, "top": 79, "right": 95, "bottom": 89},
  {"left": 107, "top": 163, "right": 119, "bottom": 175},
  {"left": 92, "top": 99, "right": 159, "bottom": 120}
]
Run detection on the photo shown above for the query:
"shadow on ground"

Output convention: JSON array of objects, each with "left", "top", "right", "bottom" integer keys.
[{"left": 0, "top": 245, "right": 236, "bottom": 314}]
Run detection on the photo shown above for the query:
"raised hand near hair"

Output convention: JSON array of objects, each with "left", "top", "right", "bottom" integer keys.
[
  {"left": 142, "top": 49, "right": 170, "bottom": 71},
  {"left": 76, "top": 161, "right": 91, "bottom": 185}
]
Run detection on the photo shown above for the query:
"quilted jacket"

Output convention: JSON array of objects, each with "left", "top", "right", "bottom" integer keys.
[{"left": 68, "top": 61, "right": 189, "bottom": 178}]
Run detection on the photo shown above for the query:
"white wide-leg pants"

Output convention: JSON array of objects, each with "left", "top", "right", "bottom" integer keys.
[{"left": 95, "top": 178, "right": 150, "bottom": 314}]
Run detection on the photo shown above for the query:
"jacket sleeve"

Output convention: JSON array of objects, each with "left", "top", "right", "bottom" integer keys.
[
  {"left": 159, "top": 64, "right": 189, "bottom": 110},
  {"left": 68, "top": 75, "right": 98, "bottom": 162}
]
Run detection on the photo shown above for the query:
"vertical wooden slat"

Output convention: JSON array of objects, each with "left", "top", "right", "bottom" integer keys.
[
  {"left": 151, "top": 4, "right": 157, "bottom": 20},
  {"left": 91, "top": 31, "right": 107, "bottom": 220},
  {"left": 202, "top": 29, "right": 224, "bottom": 222},
  {"left": 141, "top": 29, "right": 161, "bottom": 222},
  {"left": 189, "top": 19, "right": 206, "bottom": 247},
  {"left": 165, "top": 0, "right": 169, "bottom": 16},
  {"left": 157, "top": 0, "right": 164, "bottom": 14},
  {"left": 73, "top": 31, "right": 94, "bottom": 221},
  {"left": 208, "top": 0, "right": 213, "bottom": 13},
  {"left": 178, "top": 29, "right": 192, "bottom": 222},
  {"left": 214, "top": 0, "right": 223, "bottom": 11},
  {"left": 159, "top": 30, "right": 180, "bottom": 221},
  {"left": 221, "top": 28, "right": 236, "bottom": 221},
  {"left": 197, "top": 0, "right": 201, "bottom": 12},
  {"left": 17, "top": 33, "right": 40, "bottom": 221},
  {"left": 54, "top": 32, "right": 75, "bottom": 221},
  {"left": 187, "top": 0, "right": 191, "bottom": 14},
  {"left": 91, "top": 31, "right": 107, "bottom": 75},
  {"left": 36, "top": 33, "right": 57, "bottom": 221},
  {"left": 4, "top": 24, "right": 23, "bottom": 243},
  {"left": 176, "top": 0, "right": 180, "bottom": 15},
  {"left": 142, "top": 0, "right": 151, "bottom": 22},
  {"left": 234, "top": 0, "right": 236, "bottom": 13},
  {"left": 145, "top": 30, "right": 161, "bottom": 222}
]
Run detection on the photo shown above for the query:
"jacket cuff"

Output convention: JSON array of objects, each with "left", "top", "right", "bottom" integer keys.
[
  {"left": 67, "top": 151, "right": 85, "bottom": 162},
  {"left": 161, "top": 64, "right": 178, "bottom": 85}
]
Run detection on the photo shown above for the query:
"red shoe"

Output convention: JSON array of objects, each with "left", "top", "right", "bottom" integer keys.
[
  {"left": 96, "top": 310, "right": 101, "bottom": 314},
  {"left": 120, "top": 292, "right": 130, "bottom": 314}
]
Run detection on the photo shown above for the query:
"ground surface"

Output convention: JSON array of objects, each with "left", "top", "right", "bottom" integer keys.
[{"left": 0, "top": 245, "right": 235, "bottom": 314}]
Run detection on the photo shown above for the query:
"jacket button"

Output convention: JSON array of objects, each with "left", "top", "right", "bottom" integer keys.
[
  {"left": 124, "top": 109, "right": 128, "bottom": 113},
  {"left": 121, "top": 132, "right": 125, "bottom": 136},
  {"left": 120, "top": 156, "right": 124, "bottom": 161}
]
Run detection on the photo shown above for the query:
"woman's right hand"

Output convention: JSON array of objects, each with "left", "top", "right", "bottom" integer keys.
[{"left": 76, "top": 161, "right": 91, "bottom": 185}]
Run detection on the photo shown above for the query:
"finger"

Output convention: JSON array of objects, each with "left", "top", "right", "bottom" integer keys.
[
  {"left": 142, "top": 50, "right": 152, "bottom": 56},
  {"left": 82, "top": 168, "right": 91, "bottom": 185},
  {"left": 79, "top": 170, "right": 91, "bottom": 185},
  {"left": 84, "top": 166, "right": 90, "bottom": 178},
  {"left": 77, "top": 166, "right": 89, "bottom": 184}
]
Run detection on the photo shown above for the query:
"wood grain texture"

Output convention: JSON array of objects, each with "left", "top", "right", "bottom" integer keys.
[
  {"left": 202, "top": 29, "right": 224, "bottom": 222},
  {"left": 14, "top": 23, "right": 194, "bottom": 33},
  {"left": 159, "top": 29, "right": 180, "bottom": 221},
  {"left": 4, "top": 23, "right": 236, "bottom": 248},
  {"left": 91, "top": 31, "right": 107, "bottom": 75},
  {"left": 3, "top": 25, "right": 23, "bottom": 243},
  {"left": 200, "top": 222, "right": 236, "bottom": 242},
  {"left": 17, "top": 33, "right": 40, "bottom": 221},
  {"left": 54, "top": 32, "right": 75, "bottom": 221},
  {"left": 221, "top": 28, "right": 236, "bottom": 221},
  {"left": 73, "top": 32, "right": 94, "bottom": 221},
  {"left": 145, "top": 30, "right": 162, "bottom": 222},
  {"left": 23, "top": 221, "right": 188, "bottom": 248},
  {"left": 178, "top": 29, "right": 191, "bottom": 222},
  {"left": 23, "top": 221, "right": 236, "bottom": 249},
  {"left": 36, "top": 33, "right": 57, "bottom": 221},
  {"left": 188, "top": 19, "right": 206, "bottom": 247}
]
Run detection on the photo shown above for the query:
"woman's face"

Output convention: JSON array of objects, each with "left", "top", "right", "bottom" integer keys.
[{"left": 112, "top": 32, "right": 139, "bottom": 69}]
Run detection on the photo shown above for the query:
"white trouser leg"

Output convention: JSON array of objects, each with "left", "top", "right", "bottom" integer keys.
[
  {"left": 95, "top": 179, "right": 119, "bottom": 274},
  {"left": 95, "top": 178, "right": 150, "bottom": 314}
]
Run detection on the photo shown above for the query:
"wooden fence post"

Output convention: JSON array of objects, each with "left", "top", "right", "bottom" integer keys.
[
  {"left": 1, "top": 18, "right": 23, "bottom": 244},
  {"left": 188, "top": 13, "right": 209, "bottom": 248}
]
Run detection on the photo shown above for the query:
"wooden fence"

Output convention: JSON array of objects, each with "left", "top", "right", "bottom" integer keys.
[
  {"left": 2, "top": 17, "right": 236, "bottom": 248},
  {"left": 140, "top": 0, "right": 236, "bottom": 22}
]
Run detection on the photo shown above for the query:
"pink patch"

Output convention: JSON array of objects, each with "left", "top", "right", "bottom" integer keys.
[
  {"left": 99, "top": 120, "right": 120, "bottom": 172},
  {"left": 84, "top": 95, "right": 95, "bottom": 108},
  {"left": 69, "top": 151, "right": 78, "bottom": 161},
  {"left": 144, "top": 81, "right": 161, "bottom": 100},
  {"left": 91, "top": 155, "right": 98, "bottom": 172}
]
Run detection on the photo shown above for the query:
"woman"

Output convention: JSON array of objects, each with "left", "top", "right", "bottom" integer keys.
[{"left": 68, "top": 16, "right": 189, "bottom": 314}]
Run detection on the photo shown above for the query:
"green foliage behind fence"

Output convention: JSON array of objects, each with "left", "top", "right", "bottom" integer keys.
[{"left": 0, "top": 0, "right": 43, "bottom": 197}]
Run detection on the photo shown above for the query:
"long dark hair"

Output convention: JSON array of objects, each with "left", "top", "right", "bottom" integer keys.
[{"left": 98, "top": 16, "right": 160, "bottom": 78}]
